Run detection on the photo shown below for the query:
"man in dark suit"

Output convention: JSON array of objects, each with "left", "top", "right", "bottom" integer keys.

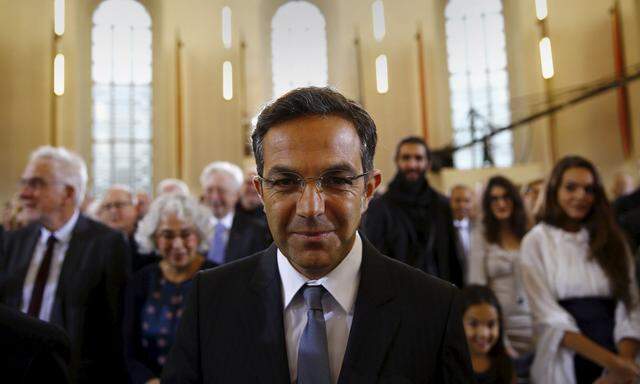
[
  {"left": 0, "top": 146, "right": 129, "bottom": 383},
  {"left": 200, "top": 161, "right": 271, "bottom": 264},
  {"left": 364, "top": 136, "right": 465, "bottom": 287},
  {"left": 0, "top": 303, "right": 71, "bottom": 383},
  {"left": 163, "top": 87, "right": 474, "bottom": 383}
]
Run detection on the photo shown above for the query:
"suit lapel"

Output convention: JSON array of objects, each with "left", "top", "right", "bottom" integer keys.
[
  {"left": 224, "top": 214, "right": 244, "bottom": 262},
  {"left": 50, "top": 215, "right": 89, "bottom": 327},
  {"left": 338, "top": 237, "right": 399, "bottom": 383},
  {"left": 244, "top": 244, "right": 291, "bottom": 384},
  {"left": 7, "top": 225, "right": 41, "bottom": 309}
]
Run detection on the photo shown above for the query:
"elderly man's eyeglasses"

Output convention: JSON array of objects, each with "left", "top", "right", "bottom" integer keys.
[
  {"left": 101, "top": 201, "right": 132, "bottom": 211},
  {"left": 256, "top": 171, "right": 369, "bottom": 194},
  {"left": 19, "top": 177, "right": 60, "bottom": 190}
]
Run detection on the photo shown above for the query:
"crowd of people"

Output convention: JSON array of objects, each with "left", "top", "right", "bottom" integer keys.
[{"left": 1, "top": 86, "right": 640, "bottom": 384}]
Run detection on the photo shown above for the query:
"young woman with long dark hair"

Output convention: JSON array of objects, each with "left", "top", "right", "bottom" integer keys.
[{"left": 521, "top": 156, "right": 640, "bottom": 383}]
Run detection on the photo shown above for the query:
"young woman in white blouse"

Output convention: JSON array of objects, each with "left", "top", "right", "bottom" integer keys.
[
  {"left": 468, "top": 176, "right": 534, "bottom": 375},
  {"left": 521, "top": 156, "right": 640, "bottom": 384}
]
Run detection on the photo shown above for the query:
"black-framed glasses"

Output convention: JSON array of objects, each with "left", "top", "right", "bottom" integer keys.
[{"left": 256, "top": 170, "right": 369, "bottom": 194}]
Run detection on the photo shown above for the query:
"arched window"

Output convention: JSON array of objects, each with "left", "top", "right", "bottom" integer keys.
[
  {"left": 92, "top": 0, "right": 152, "bottom": 194},
  {"left": 271, "top": 1, "right": 328, "bottom": 98},
  {"left": 445, "top": 0, "right": 512, "bottom": 169}
]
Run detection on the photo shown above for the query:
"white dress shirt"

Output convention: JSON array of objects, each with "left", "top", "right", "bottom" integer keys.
[
  {"left": 453, "top": 218, "right": 471, "bottom": 257},
  {"left": 21, "top": 210, "right": 80, "bottom": 321},
  {"left": 521, "top": 223, "right": 640, "bottom": 384},
  {"left": 277, "top": 232, "right": 362, "bottom": 384}
]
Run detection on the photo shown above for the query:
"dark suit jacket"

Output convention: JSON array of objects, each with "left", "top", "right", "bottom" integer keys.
[
  {"left": 223, "top": 211, "right": 271, "bottom": 263},
  {"left": 364, "top": 187, "right": 465, "bottom": 287},
  {"left": 0, "top": 215, "right": 130, "bottom": 384},
  {"left": 162, "top": 236, "right": 474, "bottom": 383},
  {"left": 0, "top": 304, "right": 71, "bottom": 383}
]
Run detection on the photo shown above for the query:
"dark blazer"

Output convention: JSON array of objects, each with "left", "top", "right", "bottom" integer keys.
[
  {"left": 223, "top": 210, "right": 271, "bottom": 263},
  {"left": 162, "top": 235, "right": 474, "bottom": 383},
  {"left": 0, "top": 215, "right": 130, "bottom": 384},
  {"left": 364, "top": 188, "right": 465, "bottom": 287},
  {"left": 123, "top": 260, "right": 217, "bottom": 383},
  {"left": 0, "top": 304, "right": 71, "bottom": 383}
]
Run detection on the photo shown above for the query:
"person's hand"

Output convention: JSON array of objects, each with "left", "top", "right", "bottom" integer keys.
[
  {"left": 603, "top": 355, "right": 640, "bottom": 384},
  {"left": 145, "top": 378, "right": 160, "bottom": 384},
  {"left": 505, "top": 344, "right": 519, "bottom": 359}
]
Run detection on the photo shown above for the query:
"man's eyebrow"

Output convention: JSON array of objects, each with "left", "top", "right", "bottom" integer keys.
[{"left": 265, "top": 162, "right": 359, "bottom": 177}]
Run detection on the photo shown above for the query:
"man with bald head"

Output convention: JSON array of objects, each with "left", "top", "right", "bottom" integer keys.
[
  {"left": 98, "top": 185, "right": 156, "bottom": 271},
  {"left": 200, "top": 161, "right": 270, "bottom": 264},
  {"left": 0, "top": 146, "right": 129, "bottom": 383}
]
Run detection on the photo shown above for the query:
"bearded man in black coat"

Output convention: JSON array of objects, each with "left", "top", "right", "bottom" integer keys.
[{"left": 363, "top": 136, "right": 464, "bottom": 287}]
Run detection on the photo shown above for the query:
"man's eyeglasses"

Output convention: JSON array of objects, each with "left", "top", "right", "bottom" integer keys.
[
  {"left": 256, "top": 170, "right": 369, "bottom": 194},
  {"left": 156, "top": 229, "right": 197, "bottom": 241},
  {"left": 101, "top": 201, "right": 132, "bottom": 211},
  {"left": 19, "top": 177, "right": 58, "bottom": 190}
]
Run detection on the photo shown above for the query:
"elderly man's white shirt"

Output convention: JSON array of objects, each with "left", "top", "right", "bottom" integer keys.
[{"left": 21, "top": 209, "right": 80, "bottom": 321}]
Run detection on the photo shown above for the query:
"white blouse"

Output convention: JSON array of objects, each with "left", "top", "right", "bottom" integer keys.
[
  {"left": 467, "top": 228, "right": 533, "bottom": 354},
  {"left": 520, "top": 223, "right": 640, "bottom": 384}
]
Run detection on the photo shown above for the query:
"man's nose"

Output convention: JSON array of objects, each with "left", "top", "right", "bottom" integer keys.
[{"left": 296, "top": 182, "right": 325, "bottom": 218}]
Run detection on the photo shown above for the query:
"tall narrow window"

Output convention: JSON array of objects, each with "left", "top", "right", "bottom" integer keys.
[
  {"left": 92, "top": 0, "right": 152, "bottom": 194},
  {"left": 271, "top": 1, "right": 328, "bottom": 98},
  {"left": 222, "top": 6, "right": 232, "bottom": 49},
  {"left": 445, "top": 0, "right": 512, "bottom": 169},
  {"left": 375, "top": 54, "right": 389, "bottom": 94},
  {"left": 372, "top": 0, "right": 386, "bottom": 41}
]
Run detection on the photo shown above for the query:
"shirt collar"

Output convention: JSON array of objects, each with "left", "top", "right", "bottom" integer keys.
[
  {"left": 454, "top": 218, "right": 469, "bottom": 229},
  {"left": 40, "top": 209, "right": 80, "bottom": 244},
  {"left": 210, "top": 210, "right": 234, "bottom": 229},
  {"left": 277, "top": 232, "right": 362, "bottom": 314}
]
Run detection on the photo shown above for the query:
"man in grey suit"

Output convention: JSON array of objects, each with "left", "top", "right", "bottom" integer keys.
[
  {"left": 0, "top": 146, "right": 129, "bottom": 383},
  {"left": 163, "top": 87, "right": 474, "bottom": 383}
]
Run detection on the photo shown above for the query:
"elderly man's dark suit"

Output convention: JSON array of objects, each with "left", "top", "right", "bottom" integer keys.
[
  {"left": 0, "top": 215, "right": 130, "bottom": 383},
  {"left": 222, "top": 211, "right": 271, "bottom": 263},
  {"left": 162, "top": 235, "right": 474, "bottom": 383}
]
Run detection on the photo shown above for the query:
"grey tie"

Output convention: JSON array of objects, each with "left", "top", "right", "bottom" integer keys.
[{"left": 297, "top": 285, "right": 331, "bottom": 384}]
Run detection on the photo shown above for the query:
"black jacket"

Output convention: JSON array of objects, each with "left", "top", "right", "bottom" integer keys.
[
  {"left": 0, "top": 215, "right": 130, "bottom": 383},
  {"left": 162, "top": 236, "right": 474, "bottom": 383},
  {"left": 363, "top": 177, "right": 464, "bottom": 287},
  {"left": 223, "top": 210, "right": 272, "bottom": 263},
  {"left": 0, "top": 303, "right": 71, "bottom": 383}
]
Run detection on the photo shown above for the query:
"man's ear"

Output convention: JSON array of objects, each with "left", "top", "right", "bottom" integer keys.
[
  {"left": 64, "top": 185, "right": 76, "bottom": 206},
  {"left": 361, "top": 169, "right": 382, "bottom": 213},
  {"left": 252, "top": 177, "right": 265, "bottom": 204}
]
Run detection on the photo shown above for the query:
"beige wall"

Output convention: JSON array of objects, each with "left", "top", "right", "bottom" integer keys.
[{"left": 1, "top": 0, "right": 639, "bottom": 204}]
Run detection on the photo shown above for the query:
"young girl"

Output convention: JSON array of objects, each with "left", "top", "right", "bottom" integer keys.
[
  {"left": 461, "top": 284, "right": 516, "bottom": 384},
  {"left": 521, "top": 155, "right": 640, "bottom": 383}
]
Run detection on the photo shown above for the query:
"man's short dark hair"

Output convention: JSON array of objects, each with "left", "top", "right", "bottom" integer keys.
[
  {"left": 394, "top": 136, "right": 431, "bottom": 162},
  {"left": 251, "top": 87, "right": 377, "bottom": 176}
]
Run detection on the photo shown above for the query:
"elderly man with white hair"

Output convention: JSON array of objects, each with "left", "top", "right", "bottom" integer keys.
[
  {"left": 200, "top": 161, "right": 271, "bottom": 264},
  {"left": 0, "top": 146, "right": 130, "bottom": 384}
]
